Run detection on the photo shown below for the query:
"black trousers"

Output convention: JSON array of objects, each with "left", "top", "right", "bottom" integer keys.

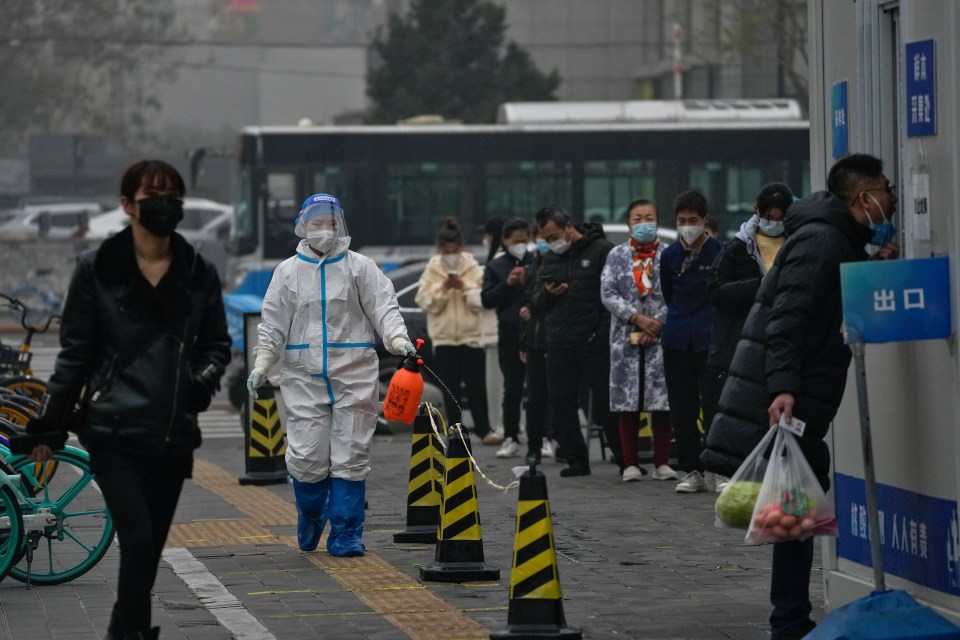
[
  {"left": 545, "top": 341, "right": 621, "bottom": 469},
  {"left": 523, "top": 346, "right": 550, "bottom": 454},
  {"left": 433, "top": 345, "right": 490, "bottom": 436},
  {"left": 771, "top": 538, "right": 814, "bottom": 635},
  {"left": 497, "top": 334, "right": 526, "bottom": 441},
  {"left": 90, "top": 446, "right": 191, "bottom": 636},
  {"left": 662, "top": 346, "right": 710, "bottom": 473}
]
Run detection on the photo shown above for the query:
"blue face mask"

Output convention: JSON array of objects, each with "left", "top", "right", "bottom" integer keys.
[
  {"left": 631, "top": 222, "right": 658, "bottom": 244},
  {"left": 535, "top": 238, "right": 550, "bottom": 254},
  {"left": 866, "top": 193, "right": 896, "bottom": 245},
  {"left": 758, "top": 218, "right": 785, "bottom": 237}
]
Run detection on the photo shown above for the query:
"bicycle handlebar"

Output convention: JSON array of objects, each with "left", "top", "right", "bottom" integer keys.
[{"left": 0, "top": 292, "right": 61, "bottom": 334}]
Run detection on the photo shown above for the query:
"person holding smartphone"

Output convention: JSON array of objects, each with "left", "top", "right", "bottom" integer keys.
[
  {"left": 415, "top": 218, "right": 491, "bottom": 439},
  {"left": 532, "top": 205, "right": 620, "bottom": 477}
]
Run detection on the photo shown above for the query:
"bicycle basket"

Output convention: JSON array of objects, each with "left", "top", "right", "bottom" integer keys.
[{"left": 0, "top": 344, "right": 31, "bottom": 374}]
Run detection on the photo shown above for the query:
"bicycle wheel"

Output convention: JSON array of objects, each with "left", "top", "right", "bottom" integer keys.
[
  {"left": 0, "top": 480, "right": 25, "bottom": 582},
  {"left": 0, "top": 419, "right": 58, "bottom": 498},
  {"left": 0, "top": 399, "right": 34, "bottom": 426},
  {"left": 0, "top": 376, "right": 47, "bottom": 402},
  {"left": 7, "top": 446, "right": 114, "bottom": 585}
]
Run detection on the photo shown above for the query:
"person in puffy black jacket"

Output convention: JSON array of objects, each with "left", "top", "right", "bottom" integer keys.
[
  {"left": 702, "top": 183, "right": 794, "bottom": 447},
  {"left": 532, "top": 206, "right": 620, "bottom": 476},
  {"left": 25, "top": 160, "right": 231, "bottom": 640},
  {"left": 702, "top": 153, "right": 900, "bottom": 640}
]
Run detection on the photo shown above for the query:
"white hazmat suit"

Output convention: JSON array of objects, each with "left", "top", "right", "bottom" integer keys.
[{"left": 248, "top": 194, "right": 412, "bottom": 556}]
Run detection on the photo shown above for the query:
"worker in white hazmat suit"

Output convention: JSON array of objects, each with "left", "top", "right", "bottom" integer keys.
[{"left": 247, "top": 193, "right": 415, "bottom": 556}]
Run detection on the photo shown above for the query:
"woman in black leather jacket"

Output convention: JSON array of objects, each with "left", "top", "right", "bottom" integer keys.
[{"left": 26, "top": 160, "right": 231, "bottom": 640}]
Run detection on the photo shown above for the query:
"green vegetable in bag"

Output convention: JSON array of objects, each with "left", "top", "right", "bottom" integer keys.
[{"left": 715, "top": 480, "right": 763, "bottom": 529}]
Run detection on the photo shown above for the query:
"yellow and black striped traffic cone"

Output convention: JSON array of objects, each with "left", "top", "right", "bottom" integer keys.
[
  {"left": 420, "top": 426, "right": 499, "bottom": 582},
  {"left": 394, "top": 408, "right": 445, "bottom": 543},
  {"left": 491, "top": 463, "right": 580, "bottom": 639},
  {"left": 238, "top": 385, "right": 289, "bottom": 485}
]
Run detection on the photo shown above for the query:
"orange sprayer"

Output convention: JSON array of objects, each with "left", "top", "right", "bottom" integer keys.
[{"left": 383, "top": 338, "right": 425, "bottom": 424}]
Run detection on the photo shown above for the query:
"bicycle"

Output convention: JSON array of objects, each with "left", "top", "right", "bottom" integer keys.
[
  {"left": 0, "top": 291, "right": 60, "bottom": 402},
  {"left": 7, "top": 268, "right": 63, "bottom": 328},
  {"left": 0, "top": 424, "right": 114, "bottom": 586}
]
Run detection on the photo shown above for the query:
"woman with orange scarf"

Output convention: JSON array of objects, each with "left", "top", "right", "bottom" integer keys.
[{"left": 600, "top": 199, "right": 677, "bottom": 482}]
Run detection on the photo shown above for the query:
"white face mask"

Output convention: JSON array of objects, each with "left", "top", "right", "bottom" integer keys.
[
  {"left": 507, "top": 243, "right": 527, "bottom": 261},
  {"left": 677, "top": 225, "right": 705, "bottom": 246},
  {"left": 441, "top": 253, "right": 461, "bottom": 272},
  {"left": 526, "top": 242, "right": 537, "bottom": 253},
  {"left": 548, "top": 236, "right": 571, "bottom": 255},
  {"left": 308, "top": 230, "right": 337, "bottom": 254}
]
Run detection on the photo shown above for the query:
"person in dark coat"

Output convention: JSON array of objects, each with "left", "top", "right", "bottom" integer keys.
[
  {"left": 532, "top": 205, "right": 620, "bottom": 476},
  {"left": 481, "top": 218, "right": 534, "bottom": 457},
  {"left": 23, "top": 160, "right": 231, "bottom": 640},
  {"left": 701, "top": 153, "right": 900, "bottom": 640},
  {"left": 518, "top": 232, "right": 555, "bottom": 463},
  {"left": 701, "top": 182, "right": 795, "bottom": 489},
  {"left": 660, "top": 191, "right": 724, "bottom": 493}
]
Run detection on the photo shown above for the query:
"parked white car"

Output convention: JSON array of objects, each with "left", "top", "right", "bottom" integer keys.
[
  {"left": 0, "top": 202, "right": 105, "bottom": 240},
  {"left": 87, "top": 198, "right": 233, "bottom": 280},
  {"left": 86, "top": 197, "right": 232, "bottom": 241}
]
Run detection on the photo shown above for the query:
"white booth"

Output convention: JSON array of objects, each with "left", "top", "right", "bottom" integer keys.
[{"left": 808, "top": 0, "right": 960, "bottom": 623}]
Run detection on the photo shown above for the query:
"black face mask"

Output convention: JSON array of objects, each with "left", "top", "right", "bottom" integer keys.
[{"left": 136, "top": 195, "right": 184, "bottom": 237}]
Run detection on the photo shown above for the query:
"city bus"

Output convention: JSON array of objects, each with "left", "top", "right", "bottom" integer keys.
[{"left": 229, "top": 99, "right": 809, "bottom": 278}]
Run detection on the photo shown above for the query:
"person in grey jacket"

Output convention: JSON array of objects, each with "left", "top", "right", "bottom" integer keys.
[
  {"left": 702, "top": 153, "right": 899, "bottom": 640},
  {"left": 600, "top": 199, "right": 676, "bottom": 482},
  {"left": 25, "top": 160, "right": 231, "bottom": 640}
]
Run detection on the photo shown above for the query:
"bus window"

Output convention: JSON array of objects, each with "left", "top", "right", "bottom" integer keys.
[
  {"left": 485, "top": 161, "right": 572, "bottom": 220},
  {"left": 387, "top": 162, "right": 472, "bottom": 244},
  {"left": 584, "top": 160, "right": 657, "bottom": 223}
]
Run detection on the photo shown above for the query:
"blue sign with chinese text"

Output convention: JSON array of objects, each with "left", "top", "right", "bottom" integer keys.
[
  {"left": 832, "top": 81, "right": 849, "bottom": 158},
  {"left": 906, "top": 39, "right": 936, "bottom": 137},
  {"left": 840, "top": 256, "right": 951, "bottom": 343},
  {"left": 836, "top": 473, "right": 960, "bottom": 596}
]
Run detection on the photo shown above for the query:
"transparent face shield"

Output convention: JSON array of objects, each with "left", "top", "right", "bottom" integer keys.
[{"left": 294, "top": 195, "right": 349, "bottom": 252}]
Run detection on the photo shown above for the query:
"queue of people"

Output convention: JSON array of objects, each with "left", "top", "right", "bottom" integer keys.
[{"left": 18, "top": 152, "right": 899, "bottom": 640}]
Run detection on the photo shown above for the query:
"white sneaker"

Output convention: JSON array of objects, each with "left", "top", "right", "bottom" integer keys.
[
  {"left": 621, "top": 465, "right": 644, "bottom": 482},
  {"left": 650, "top": 464, "right": 679, "bottom": 481},
  {"left": 496, "top": 437, "right": 521, "bottom": 458},
  {"left": 540, "top": 439, "right": 556, "bottom": 458},
  {"left": 675, "top": 470, "right": 708, "bottom": 493},
  {"left": 715, "top": 475, "right": 730, "bottom": 493}
]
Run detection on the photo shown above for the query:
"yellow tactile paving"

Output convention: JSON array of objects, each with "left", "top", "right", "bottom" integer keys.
[
  {"left": 166, "top": 519, "right": 280, "bottom": 548},
  {"left": 186, "top": 457, "right": 491, "bottom": 640}
]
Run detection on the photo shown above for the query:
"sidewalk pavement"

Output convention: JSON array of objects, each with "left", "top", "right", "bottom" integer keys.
[{"left": 0, "top": 425, "right": 824, "bottom": 640}]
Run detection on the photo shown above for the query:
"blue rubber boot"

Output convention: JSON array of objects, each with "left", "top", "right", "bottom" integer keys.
[
  {"left": 292, "top": 477, "right": 331, "bottom": 552},
  {"left": 326, "top": 478, "right": 366, "bottom": 557}
]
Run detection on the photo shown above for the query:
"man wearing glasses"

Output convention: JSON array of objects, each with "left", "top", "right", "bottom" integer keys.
[{"left": 703, "top": 153, "right": 899, "bottom": 640}]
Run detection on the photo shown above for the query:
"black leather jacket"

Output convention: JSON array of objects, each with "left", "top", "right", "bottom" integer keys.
[{"left": 45, "top": 227, "right": 231, "bottom": 456}]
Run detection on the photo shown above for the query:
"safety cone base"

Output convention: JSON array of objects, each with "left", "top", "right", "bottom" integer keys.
[
  {"left": 420, "top": 561, "right": 500, "bottom": 583},
  {"left": 393, "top": 525, "right": 438, "bottom": 544},
  {"left": 489, "top": 624, "right": 581, "bottom": 639},
  {"left": 238, "top": 471, "right": 289, "bottom": 486}
]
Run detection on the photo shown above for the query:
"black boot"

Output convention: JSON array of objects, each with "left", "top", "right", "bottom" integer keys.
[
  {"left": 122, "top": 627, "right": 159, "bottom": 640},
  {"left": 104, "top": 604, "right": 122, "bottom": 640}
]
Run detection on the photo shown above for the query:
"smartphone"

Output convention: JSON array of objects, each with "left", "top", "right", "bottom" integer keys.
[{"left": 539, "top": 273, "right": 559, "bottom": 283}]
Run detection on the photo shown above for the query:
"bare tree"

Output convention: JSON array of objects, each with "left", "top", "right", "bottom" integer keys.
[
  {"left": 688, "top": 0, "right": 808, "bottom": 108},
  {"left": 0, "top": 0, "right": 181, "bottom": 153}
]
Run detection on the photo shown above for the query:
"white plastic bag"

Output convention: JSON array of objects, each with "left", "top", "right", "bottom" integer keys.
[
  {"left": 745, "top": 424, "right": 838, "bottom": 545},
  {"left": 714, "top": 426, "right": 777, "bottom": 530}
]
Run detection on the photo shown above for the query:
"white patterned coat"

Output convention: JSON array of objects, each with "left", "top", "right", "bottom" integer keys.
[{"left": 600, "top": 242, "right": 670, "bottom": 412}]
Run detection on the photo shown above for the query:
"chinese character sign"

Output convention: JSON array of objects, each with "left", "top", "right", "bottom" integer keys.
[
  {"left": 832, "top": 81, "right": 849, "bottom": 158},
  {"left": 906, "top": 40, "right": 936, "bottom": 137},
  {"left": 836, "top": 473, "right": 959, "bottom": 595},
  {"left": 840, "top": 257, "right": 951, "bottom": 343}
]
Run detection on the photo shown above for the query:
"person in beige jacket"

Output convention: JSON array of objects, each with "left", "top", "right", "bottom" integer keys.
[{"left": 415, "top": 217, "right": 491, "bottom": 438}]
